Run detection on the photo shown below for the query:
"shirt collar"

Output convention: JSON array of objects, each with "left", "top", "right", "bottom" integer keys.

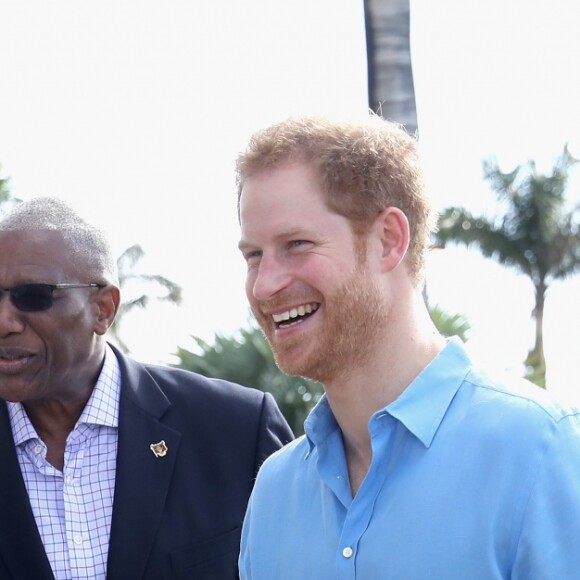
[
  {"left": 384, "top": 337, "right": 471, "bottom": 447},
  {"left": 8, "top": 344, "right": 122, "bottom": 446},
  {"left": 304, "top": 338, "right": 472, "bottom": 451},
  {"left": 78, "top": 344, "right": 121, "bottom": 428},
  {"left": 304, "top": 393, "right": 338, "bottom": 451}
]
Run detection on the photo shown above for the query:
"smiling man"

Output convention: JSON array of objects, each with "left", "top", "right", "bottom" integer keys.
[
  {"left": 236, "top": 114, "right": 580, "bottom": 579},
  {"left": 0, "top": 197, "right": 292, "bottom": 580}
]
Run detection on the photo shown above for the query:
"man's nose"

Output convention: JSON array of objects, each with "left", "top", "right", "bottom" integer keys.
[
  {"left": 0, "top": 292, "right": 25, "bottom": 337},
  {"left": 250, "top": 255, "right": 293, "bottom": 302}
]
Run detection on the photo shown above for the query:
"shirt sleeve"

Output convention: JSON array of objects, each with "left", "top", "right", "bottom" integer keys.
[{"left": 512, "top": 412, "right": 580, "bottom": 578}]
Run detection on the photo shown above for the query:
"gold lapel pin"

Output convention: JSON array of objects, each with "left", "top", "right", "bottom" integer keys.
[{"left": 150, "top": 440, "right": 168, "bottom": 458}]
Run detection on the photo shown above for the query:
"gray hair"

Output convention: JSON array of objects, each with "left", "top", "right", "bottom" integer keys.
[{"left": 0, "top": 197, "right": 118, "bottom": 284}]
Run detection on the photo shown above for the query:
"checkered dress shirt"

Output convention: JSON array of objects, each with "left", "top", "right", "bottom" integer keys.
[{"left": 8, "top": 345, "right": 121, "bottom": 580}]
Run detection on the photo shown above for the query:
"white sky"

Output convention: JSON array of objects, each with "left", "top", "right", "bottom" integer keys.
[{"left": 0, "top": 0, "right": 578, "bottom": 403}]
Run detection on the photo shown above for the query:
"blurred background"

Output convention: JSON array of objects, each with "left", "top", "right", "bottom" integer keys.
[{"left": 1, "top": 0, "right": 578, "bottom": 431}]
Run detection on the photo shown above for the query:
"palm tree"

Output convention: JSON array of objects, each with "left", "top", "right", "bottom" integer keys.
[
  {"left": 109, "top": 244, "right": 183, "bottom": 353},
  {"left": 364, "top": 0, "right": 417, "bottom": 135},
  {"left": 365, "top": 1, "right": 474, "bottom": 340},
  {"left": 435, "top": 147, "right": 580, "bottom": 387}
]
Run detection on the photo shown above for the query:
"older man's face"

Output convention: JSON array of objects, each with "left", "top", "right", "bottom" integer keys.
[{"left": 0, "top": 230, "right": 104, "bottom": 404}]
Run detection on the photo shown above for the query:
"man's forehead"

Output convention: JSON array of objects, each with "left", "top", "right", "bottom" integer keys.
[
  {"left": 238, "top": 225, "right": 315, "bottom": 250},
  {"left": 0, "top": 228, "right": 65, "bottom": 241},
  {"left": 0, "top": 230, "right": 72, "bottom": 269}
]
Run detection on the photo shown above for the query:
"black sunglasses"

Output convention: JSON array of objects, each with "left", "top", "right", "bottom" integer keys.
[{"left": 0, "top": 283, "right": 104, "bottom": 312}]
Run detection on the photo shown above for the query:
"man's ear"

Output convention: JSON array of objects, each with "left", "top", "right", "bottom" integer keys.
[
  {"left": 374, "top": 207, "right": 410, "bottom": 273},
  {"left": 93, "top": 285, "right": 121, "bottom": 336}
]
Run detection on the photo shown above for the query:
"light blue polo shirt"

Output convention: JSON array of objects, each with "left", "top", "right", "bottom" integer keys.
[{"left": 240, "top": 339, "right": 580, "bottom": 579}]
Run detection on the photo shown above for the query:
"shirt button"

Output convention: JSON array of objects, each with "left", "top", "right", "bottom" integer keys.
[
  {"left": 74, "top": 535, "right": 83, "bottom": 545},
  {"left": 34, "top": 444, "right": 42, "bottom": 454},
  {"left": 342, "top": 547, "right": 354, "bottom": 558},
  {"left": 65, "top": 475, "right": 74, "bottom": 485}
]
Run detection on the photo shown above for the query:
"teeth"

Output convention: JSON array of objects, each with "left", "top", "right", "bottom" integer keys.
[{"left": 272, "top": 303, "right": 318, "bottom": 323}]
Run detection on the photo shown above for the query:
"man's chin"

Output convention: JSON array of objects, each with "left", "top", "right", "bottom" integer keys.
[
  {"left": 0, "top": 383, "right": 33, "bottom": 403},
  {"left": 264, "top": 329, "right": 325, "bottom": 380},
  {"left": 272, "top": 350, "right": 322, "bottom": 382},
  {"left": 272, "top": 351, "right": 296, "bottom": 376},
  {"left": 271, "top": 347, "right": 305, "bottom": 377}
]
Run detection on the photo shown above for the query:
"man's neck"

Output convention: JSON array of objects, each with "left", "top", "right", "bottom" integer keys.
[
  {"left": 24, "top": 396, "right": 92, "bottom": 470},
  {"left": 324, "top": 301, "right": 446, "bottom": 496}
]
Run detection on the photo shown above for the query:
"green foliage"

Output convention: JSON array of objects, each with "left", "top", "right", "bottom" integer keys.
[
  {"left": 437, "top": 147, "right": 580, "bottom": 286},
  {"left": 0, "top": 164, "right": 21, "bottom": 216},
  {"left": 435, "top": 146, "right": 580, "bottom": 387},
  {"left": 174, "top": 324, "right": 323, "bottom": 436},
  {"left": 429, "top": 305, "right": 470, "bottom": 342},
  {"left": 524, "top": 349, "right": 546, "bottom": 388}
]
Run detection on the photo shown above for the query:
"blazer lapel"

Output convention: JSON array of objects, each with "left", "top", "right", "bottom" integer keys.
[
  {"left": 0, "top": 403, "right": 55, "bottom": 579},
  {"left": 106, "top": 350, "right": 182, "bottom": 580}
]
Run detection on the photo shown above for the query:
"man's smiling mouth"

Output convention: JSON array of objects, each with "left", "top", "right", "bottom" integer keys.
[{"left": 272, "top": 303, "right": 319, "bottom": 328}]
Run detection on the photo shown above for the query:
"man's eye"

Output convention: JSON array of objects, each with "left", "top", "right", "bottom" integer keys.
[
  {"left": 245, "top": 250, "right": 262, "bottom": 262},
  {"left": 289, "top": 240, "right": 309, "bottom": 248}
]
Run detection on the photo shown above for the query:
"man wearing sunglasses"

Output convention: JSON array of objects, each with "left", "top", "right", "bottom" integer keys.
[{"left": 0, "top": 197, "right": 293, "bottom": 580}]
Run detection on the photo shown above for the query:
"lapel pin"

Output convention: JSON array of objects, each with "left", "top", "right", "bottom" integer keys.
[{"left": 150, "top": 440, "right": 168, "bottom": 458}]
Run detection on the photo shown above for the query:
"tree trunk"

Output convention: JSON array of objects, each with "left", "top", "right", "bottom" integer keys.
[
  {"left": 525, "top": 281, "right": 547, "bottom": 388},
  {"left": 364, "top": 0, "right": 417, "bottom": 135}
]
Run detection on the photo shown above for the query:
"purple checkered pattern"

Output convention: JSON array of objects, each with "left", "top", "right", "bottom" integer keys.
[{"left": 8, "top": 345, "right": 121, "bottom": 580}]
